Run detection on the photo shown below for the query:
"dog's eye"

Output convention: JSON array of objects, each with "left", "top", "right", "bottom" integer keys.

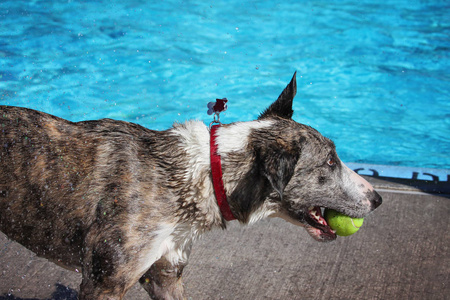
[{"left": 327, "top": 157, "right": 336, "bottom": 167}]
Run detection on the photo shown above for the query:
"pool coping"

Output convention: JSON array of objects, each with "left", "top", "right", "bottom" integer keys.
[{"left": 347, "top": 163, "right": 450, "bottom": 196}]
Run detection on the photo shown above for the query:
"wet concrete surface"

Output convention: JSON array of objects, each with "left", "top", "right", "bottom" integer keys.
[{"left": 1, "top": 178, "right": 449, "bottom": 300}]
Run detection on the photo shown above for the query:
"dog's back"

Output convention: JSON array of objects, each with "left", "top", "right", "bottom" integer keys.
[{"left": 0, "top": 106, "right": 180, "bottom": 269}]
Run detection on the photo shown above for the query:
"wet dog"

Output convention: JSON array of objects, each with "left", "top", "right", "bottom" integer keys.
[{"left": 0, "top": 72, "right": 381, "bottom": 299}]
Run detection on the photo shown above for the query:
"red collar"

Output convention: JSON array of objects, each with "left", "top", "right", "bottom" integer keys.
[{"left": 210, "top": 125, "right": 236, "bottom": 221}]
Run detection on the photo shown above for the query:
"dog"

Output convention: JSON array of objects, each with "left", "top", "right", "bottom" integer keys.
[{"left": 0, "top": 72, "right": 382, "bottom": 300}]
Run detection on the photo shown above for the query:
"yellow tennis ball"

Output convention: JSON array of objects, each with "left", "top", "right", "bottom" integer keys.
[{"left": 324, "top": 209, "right": 364, "bottom": 236}]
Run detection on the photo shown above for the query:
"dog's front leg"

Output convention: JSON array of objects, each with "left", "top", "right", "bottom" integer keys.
[{"left": 139, "top": 256, "right": 187, "bottom": 300}]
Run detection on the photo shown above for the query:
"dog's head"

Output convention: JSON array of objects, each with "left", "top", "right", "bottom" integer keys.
[{"left": 224, "top": 72, "right": 382, "bottom": 242}]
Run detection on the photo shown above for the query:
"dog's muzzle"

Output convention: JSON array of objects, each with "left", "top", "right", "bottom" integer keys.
[{"left": 370, "top": 190, "right": 383, "bottom": 210}]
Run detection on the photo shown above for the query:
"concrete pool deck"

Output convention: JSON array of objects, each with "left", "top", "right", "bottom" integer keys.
[{"left": 1, "top": 176, "right": 449, "bottom": 300}]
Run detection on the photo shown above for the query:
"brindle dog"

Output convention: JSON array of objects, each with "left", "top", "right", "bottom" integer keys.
[{"left": 0, "top": 73, "right": 381, "bottom": 299}]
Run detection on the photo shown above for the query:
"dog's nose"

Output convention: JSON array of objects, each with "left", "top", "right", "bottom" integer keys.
[{"left": 372, "top": 191, "right": 382, "bottom": 209}]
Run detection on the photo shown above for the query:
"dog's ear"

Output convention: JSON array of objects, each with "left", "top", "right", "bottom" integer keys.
[
  {"left": 256, "top": 139, "right": 300, "bottom": 200},
  {"left": 258, "top": 72, "right": 297, "bottom": 120}
]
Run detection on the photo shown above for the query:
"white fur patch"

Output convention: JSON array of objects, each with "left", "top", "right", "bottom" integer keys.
[
  {"left": 247, "top": 204, "right": 277, "bottom": 225},
  {"left": 171, "top": 121, "right": 211, "bottom": 181},
  {"left": 171, "top": 120, "right": 221, "bottom": 219},
  {"left": 215, "top": 120, "right": 273, "bottom": 155},
  {"left": 137, "top": 223, "right": 177, "bottom": 275}
]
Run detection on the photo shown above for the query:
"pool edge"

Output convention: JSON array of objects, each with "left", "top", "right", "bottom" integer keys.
[{"left": 346, "top": 163, "right": 450, "bottom": 196}]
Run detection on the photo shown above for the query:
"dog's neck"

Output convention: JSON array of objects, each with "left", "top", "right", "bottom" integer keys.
[
  {"left": 171, "top": 120, "right": 278, "bottom": 227},
  {"left": 212, "top": 120, "right": 280, "bottom": 224}
]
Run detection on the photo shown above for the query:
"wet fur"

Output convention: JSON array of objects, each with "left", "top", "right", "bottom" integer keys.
[{"left": 0, "top": 73, "right": 381, "bottom": 299}]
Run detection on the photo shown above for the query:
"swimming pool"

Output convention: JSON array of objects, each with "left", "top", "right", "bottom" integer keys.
[{"left": 1, "top": 1, "right": 449, "bottom": 172}]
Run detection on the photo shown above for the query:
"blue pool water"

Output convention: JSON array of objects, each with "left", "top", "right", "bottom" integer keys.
[{"left": 0, "top": 0, "right": 449, "bottom": 170}]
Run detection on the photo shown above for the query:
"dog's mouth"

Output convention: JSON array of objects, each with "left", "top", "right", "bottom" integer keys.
[{"left": 304, "top": 206, "right": 337, "bottom": 242}]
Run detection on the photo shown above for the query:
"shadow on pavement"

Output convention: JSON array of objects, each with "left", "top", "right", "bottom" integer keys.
[{"left": 0, "top": 284, "right": 77, "bottom": 300}]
